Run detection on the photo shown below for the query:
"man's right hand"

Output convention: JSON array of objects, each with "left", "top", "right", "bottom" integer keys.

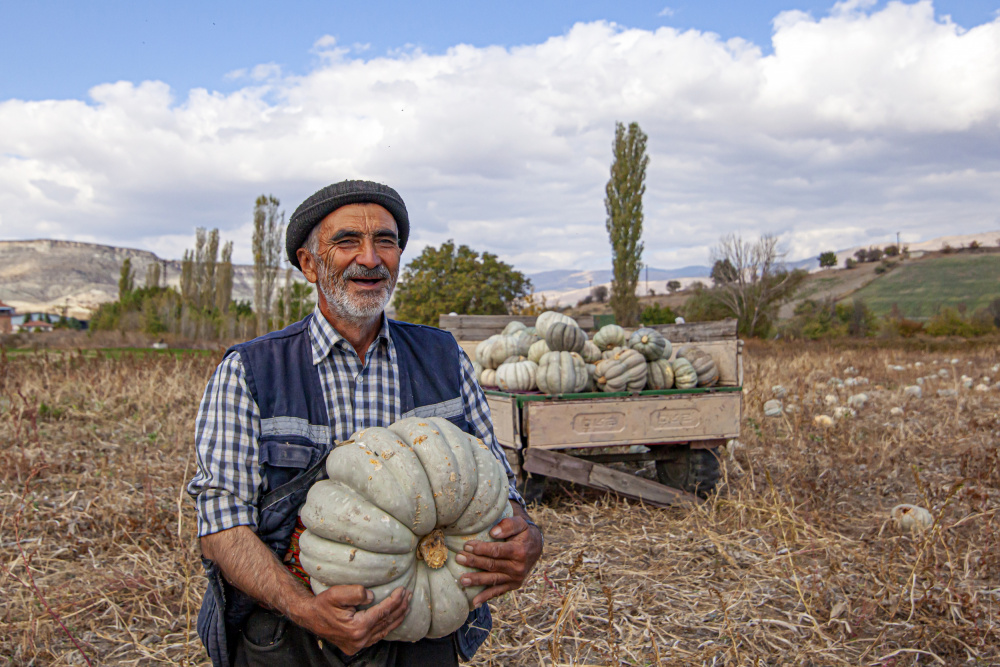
[
  {"left": 289, "top": 584, "right": 411, "bottom": 656},
  {"left": 201, "top": 527, "right": 411, "bottom": 657}
]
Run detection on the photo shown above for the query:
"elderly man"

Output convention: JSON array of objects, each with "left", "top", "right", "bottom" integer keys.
[{"left": 188, "top": 181, "right": 544, "bottom": 666}]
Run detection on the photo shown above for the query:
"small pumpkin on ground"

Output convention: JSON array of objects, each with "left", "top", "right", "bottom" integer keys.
[
  {"left": 628, "top": 327, "right": 670, "bottom": 361},
  {"left": 592, "top": 324, "right": 626, "bottom": 351},
  {"left": 496, "top": 359, "right": 538, "bottom": 392},
  {"left": 647, "top": 358, "right": 674, "bottom": 390},
  {"left": 299, "top": 417, "right": 513, "bottom": 642},
  {"left": 672, "top": 357, "right": 699, "bottom": 389},
  {"left": 891, "top": 504, "right": 934, "bottom": 533},
  {"left": 536, "top": 351, "right": 588, "bottom": 394},
  {"left": 544, "top": 321, "right": 587, "bottom": 353}
]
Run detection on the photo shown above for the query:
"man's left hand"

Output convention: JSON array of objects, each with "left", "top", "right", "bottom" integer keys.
[{"left": 455, "top": 502, "right": 544, "bottom": 607}]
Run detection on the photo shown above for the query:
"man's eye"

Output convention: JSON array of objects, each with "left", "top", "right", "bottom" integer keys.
[{"left": 376, "top": 238, "right": 398, "bottom": 248}]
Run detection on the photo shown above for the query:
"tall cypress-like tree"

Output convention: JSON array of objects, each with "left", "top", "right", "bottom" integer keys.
[
  {"left": 604, "top": 121, "right": 648, "bottom": 326},
  {"left": 216, "top": 241, "right": 234, "bottom": 313},
  {"left": 252, "top": 195, "right": 284, "bottom": 334}
]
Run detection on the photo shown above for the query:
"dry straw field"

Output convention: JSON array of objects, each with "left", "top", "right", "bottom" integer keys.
[{"left": 2, "top": 341, "right": 999, "bottom": 666}]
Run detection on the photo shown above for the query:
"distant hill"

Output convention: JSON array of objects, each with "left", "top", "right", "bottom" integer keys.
[{"left": 0, "top": 240, "right": 269, "bottom": 320}]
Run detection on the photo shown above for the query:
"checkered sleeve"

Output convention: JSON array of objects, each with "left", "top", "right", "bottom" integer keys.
[
  {"left": 186, "top": 351, "right": 263, "bottom": 537},
  {"left": 457, "top": 346, "right": 526, "bottom": 508}
]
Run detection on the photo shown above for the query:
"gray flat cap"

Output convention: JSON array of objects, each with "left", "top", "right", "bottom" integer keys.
[{"left": 286, "top": 180, "right": 409, "bottom": 269}]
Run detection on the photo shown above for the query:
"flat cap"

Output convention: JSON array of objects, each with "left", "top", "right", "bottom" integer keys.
[{"left": 286, "top": 180, "right": 409, "bottom": 269}]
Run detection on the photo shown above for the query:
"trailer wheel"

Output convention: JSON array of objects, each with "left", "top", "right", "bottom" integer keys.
[
  {"left": 517, "top": 471, "right": 547, "bottom": 505},
  {"left": 655, "top": 447, "right": 721, "bottom": 498}
]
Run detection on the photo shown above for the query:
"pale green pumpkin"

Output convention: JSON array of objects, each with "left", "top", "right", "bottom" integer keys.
[
  {"left": 496, "top": 359, "right": 538, "bottom": 392},
  {"left": 592, "top": 324, "right": 626, "bottom": 351},
  {"left": 544, "top": 321, "right": 587, "bottom": 353},
  {"left": 299, "top": 417, "right": 512, "bottom": 642},
  {"left": 527, "top": 339, "right": 551, "bottom": 364},
  {"left": 580, "top": 340, "right": 602, "bottom": 363},
  {"left": 501, "top": 320, "right": 527, "bottom": 336},
  {"left": 671, "top": 357, "right": 698, "bottom": 389},
  {"left": 536, "top": 351, "right": 588, "bottom": 394},
  {"left": 628, "top": 327, "right": 670, "bottom": 361},
  {"left": 594, "top": 358, "right": 629, "bottom": 392},
  {"left": 647, "top": 358, "right": 674, "bottom": 390},
  {"left": 677, "top": 345, "right": 719, "bottom": 387},
  {"left": 535, "top": 311, "right": 578, "bottom": 338}
]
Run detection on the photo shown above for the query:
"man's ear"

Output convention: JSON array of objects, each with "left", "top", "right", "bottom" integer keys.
[{"left": 296, "top": 248, "right": 319, "bottom": 284}]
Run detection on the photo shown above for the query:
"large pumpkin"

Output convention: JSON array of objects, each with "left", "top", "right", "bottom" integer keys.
[
  {"left": 512, "top": 330, "right": 539, "bottom": 357},
  {"left": 592, "top": 324, "right": 626, "bottom": 351},
  {"left": 496, "top": 359, "right": 538, "bottom": 392},
  {"left": 535, "top": 311, "right": 577, "bottom": 338},
  {"left": 594, "top": 358, "right": 629, "bottom": 392},
  {"left": 677, "top": 346, "right": 719, "bottom": 387},
  {"left": 474, "top": 336, "right": 500, "bottom": 369},
  {"left": 647, "top": 359, "right": 674, "bottom": 390},
  {"left": 628, "top": 328, "right": 670, "bottom": 361},
  {"left": 482, "top": 336, "right": 520, "bottom": 370},
  {"left": 299, "top": 417, "right": 513, "bottom": 642},
  {"left": 536, "top": 351, "right": 588, "bottom": 394},
  {"left": 610, "top": 347, "right": 648, "bottom": 391},
  {"left": 544, "top": 321, "right": 587, "bottom": 353}
]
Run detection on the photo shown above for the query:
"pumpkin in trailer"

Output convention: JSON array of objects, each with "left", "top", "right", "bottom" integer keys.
[
  {"left": 628, "top": 327, "right": 670, "bottom": 361},
  {"left": 536, "top": 351, "right": 588, "bottom": 394},
  {"left": 594, "top": 358, "right": 629, "bottom": 393},
  {"left": 471, "top": 360, "right": 484, "bottom": 383},
  {"left": 671, "top": 357, "right": 699, "bottom": 389},
  {"left": 592, "top": 324, "right": 626, "bottom": 351},
  {"left": 482, "top": 336, "right": 520, "bottom": 370},
  {"left": 534, "top": 311, "right": 578, "bottom": 338},
  {"left": 677, "top": 345, "right": 719, "bottom": 387},
  {"left": 495, "top": 359, "right": 538, "bottom": 392},
  {"left": 646, "top": 358, "right": 674, "bottom": 390},
  {"left": 298, "top": 417, "right": 513, "bottom": 642},
  {"left": 501, "top": 320, "right": 527, "bottom": 336},
  {"left": 479, "top": 368, "right": 498, "bottom": 388},
  {"left": 580, "top": 340, "right": 602, "bottom": 363},
  {"left": 601, "top": 345, "right": 627, "bottom": 360},
  {"left": 611, "top": 347, "right": 648, "bottom": 391},
  {"left": 512, "top": 330, "right": 539, "bottom": 357},
  {"left": 474, "top": 335, "right": 500, "bottom": 369},
  {"left": 544, "top": 321, "right": 587, "bottom": 353},
  {"left": 527, "top": 339, "right": 551, "bottom": 364}
]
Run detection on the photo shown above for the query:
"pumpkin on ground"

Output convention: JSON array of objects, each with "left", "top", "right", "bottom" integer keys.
[
  {"left": 479, "top": 368, "right": 497, "bottom": 388},
  {"left": 677, "top": 346, "right": 719, "bottom": 387},
  {"left": 891, "top": 504, "right": 934, "bottom": 533},
  {"left": 527, "top": 339, "right": 551, "bottom": 364},
  {"left": 544, "top": 321, "right": 587, "bottom": 353},
  {"left": 580, "top": 340, "right": 602, "bottom": 363},
  {"left": 536, "top": 351, "right": 588, "bottom": 394},
  {"left": 496, "top": 359, "right": 538, "bottom": 392},
  {"left": 299, "top": 417, "right": 513, "bottom": 642},
  {"left": 628, "top": 327, "right": 669, "bottom": 361},
  {"left": 672, "top": 358, "right": 699, "bottom": 389},
  {"left": 501, "top": 321, "right": 527, "bottom": 336},
  {"left": 647, "top": 358, "right": 674, "bottom": 390},
  {"left": 592, "top": 324, "right": 626, "bottom": 351},
  {"left": 535, "top": 311, "right": 578, "bottom": 338}
]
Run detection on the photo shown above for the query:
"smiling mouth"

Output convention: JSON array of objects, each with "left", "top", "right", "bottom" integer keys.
[{"left": 349, "top": 277, "right": 384, "bottom": 288}]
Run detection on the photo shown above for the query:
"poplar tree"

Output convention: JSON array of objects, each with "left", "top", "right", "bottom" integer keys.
[
  {"left": 252, "top": 195, "right": 284, "bottom": 334},
  {"left": 604, "top": 121, "right": 648, "bottom": 327},
  {"left": 216, "top": 241, "right": 234, "bottom": 313}
]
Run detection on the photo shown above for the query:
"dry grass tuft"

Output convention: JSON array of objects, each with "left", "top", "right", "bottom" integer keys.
[{"left": 2, "top": 342, "right": 998, "bottom": 665}]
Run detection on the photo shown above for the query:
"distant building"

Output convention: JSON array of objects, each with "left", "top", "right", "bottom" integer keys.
[
  {"left": 0, "top": 301, "right": 13, "bottom": 334},
  {"left": 21, "top": 319, "right": 53, "bottom": 333}
]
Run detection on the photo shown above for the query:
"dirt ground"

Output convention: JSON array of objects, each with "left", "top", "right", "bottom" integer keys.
[{"left": 2, "top": 340, "right": 998, "bottom": 665}]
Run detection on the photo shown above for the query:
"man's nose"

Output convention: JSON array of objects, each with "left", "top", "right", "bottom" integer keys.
[{"left": 355, "top": 237, "right": 382, "bottom": 268}]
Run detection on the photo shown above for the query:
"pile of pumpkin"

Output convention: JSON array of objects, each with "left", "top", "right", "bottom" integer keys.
[{"left": 471, "top": 311, "right": 719, "bottom": 395}]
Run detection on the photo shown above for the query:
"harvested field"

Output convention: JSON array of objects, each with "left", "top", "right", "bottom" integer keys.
[{"left": 2, "top": 342, "right": 999, "bottom": 665}]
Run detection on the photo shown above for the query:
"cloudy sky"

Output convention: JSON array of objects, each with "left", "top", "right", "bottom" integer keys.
[{"left": 2, "top": 0, "right": 999, "bottom": 273}]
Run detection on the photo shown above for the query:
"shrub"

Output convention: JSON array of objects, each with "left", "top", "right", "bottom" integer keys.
[
  {"left": 941, "top": 243, "right": 954, "bottom": 254},
  {"left": 845, "top": 258, "right": 858, "bottom": 269},
  {"left": 640, "top": 303, "right": 677, "bottom": 325},
  {"left": 883, "top": 244, "right": 899, "bottom": 257},
  {"left": 925, "top": 306, "right": 996, "bottom": 337}
]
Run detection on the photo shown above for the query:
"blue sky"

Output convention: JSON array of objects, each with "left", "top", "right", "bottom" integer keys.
[
  {"left": 2, "top": 1, "right": 995, "bottom": 100},
  {"left": 2, "top": 0, "right": 1000, "bottom": 284}
]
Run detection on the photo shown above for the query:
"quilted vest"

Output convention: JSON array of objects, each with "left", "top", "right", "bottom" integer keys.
[{"left": 196, "top": 315, "right": 493, "bottom": 666}]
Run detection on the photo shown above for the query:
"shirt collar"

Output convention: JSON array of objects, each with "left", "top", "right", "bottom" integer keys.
[{"left": 308, "top": 306, "right": 392, "bottom": 365}]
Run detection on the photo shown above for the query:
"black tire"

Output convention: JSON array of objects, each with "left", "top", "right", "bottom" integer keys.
[
  {"left": 517, "top": 471, "right": 547, "bottom": 505},
  {"left": 655, "top": 447, "right": 721, "bottom": 498}
]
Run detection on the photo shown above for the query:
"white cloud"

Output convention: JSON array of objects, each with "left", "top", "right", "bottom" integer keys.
[
  {"left": 2, "top": 1, "right": 1000, "bottom": 275},
  {"left": 658, "top": 7, "right": 675, "bottom": 18}
]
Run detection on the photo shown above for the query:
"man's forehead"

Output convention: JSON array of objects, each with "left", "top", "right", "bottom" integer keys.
[{"left": 320, "top": 203, "right": 398, "bottom": 235}]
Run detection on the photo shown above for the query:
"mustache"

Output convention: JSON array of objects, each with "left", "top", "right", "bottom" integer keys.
[{"left": 342, "top": 264, "right": 392, "bottom": 281}]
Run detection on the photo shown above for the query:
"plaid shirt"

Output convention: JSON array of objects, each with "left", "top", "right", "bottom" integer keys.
[{"left": 187, "top": 309, "right": 523, "bottom": 537}]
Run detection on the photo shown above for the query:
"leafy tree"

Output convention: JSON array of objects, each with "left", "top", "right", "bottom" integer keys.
[
  {"left": 145, "top": 261, "right": 162, "bottom": 288},
  {"left": 216, "top": 241, "right": 234, "bottom": 313},
  {"left": 845, "top": 257, "right": 858, "bottom": 269},
  {"left": 253, "top": 194, "right": 284, "bottom": 335},
  {"left": 666, "top": 280, "right": 681, "bottom": 293},
  {"left": 640, "top": 303, "right": 677, "bottom": 325},
  {"left": 119, "top": 258, "right": 135, "bottom": 300},
  {"left": 818, "top": 251, "right": 838, "bottom": 268},
  {"left": 604, "top": 121, "right": 648, "bottom": 327},
  {"left": 394, "top": 240, "right": 532, "bottom": 326},
  {"left": 591, "top": 285, "right": 609, "bottom": 303},
  {"left": 710, "top": 258, "right": 738, "bottom": 285},
  {"left": 883, "top": 244, "right": 899, "bottom": 257}
]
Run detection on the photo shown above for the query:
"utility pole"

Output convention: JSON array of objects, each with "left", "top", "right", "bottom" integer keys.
[
  {"left": 645, "top": 265, "right": 648, "bottom": 295},
  {"left": 896, "top": 232, "right": 900, "bottom": 250}
]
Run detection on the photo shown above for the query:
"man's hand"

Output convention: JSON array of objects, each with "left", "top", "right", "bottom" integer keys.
[
  {"left": 288, "top": 584, "right": 411, "bottom": 656},
  {"left": 201, "top": 526, "right": 410, "bottom": 656},
  {"left": 454, "top": 502, "right": 543, "bottom": 607}
]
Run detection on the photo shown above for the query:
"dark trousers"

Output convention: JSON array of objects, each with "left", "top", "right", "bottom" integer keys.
[{"left": 234, "top": 607, "right": 460, "bottom": 667}]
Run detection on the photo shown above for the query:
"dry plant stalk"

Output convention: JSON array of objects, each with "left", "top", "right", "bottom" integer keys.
[{"left": 1, "top": 341, "right": 998, "bottom": 665}]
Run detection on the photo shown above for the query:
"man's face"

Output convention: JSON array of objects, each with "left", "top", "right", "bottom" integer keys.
[{"left": 298, "top": 203, "right": 401, "bottom": 323}]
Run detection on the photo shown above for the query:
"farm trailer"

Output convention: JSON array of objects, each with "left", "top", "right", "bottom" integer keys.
[{"left": 440, "top": 315, "right": 744, "bottom": 506}]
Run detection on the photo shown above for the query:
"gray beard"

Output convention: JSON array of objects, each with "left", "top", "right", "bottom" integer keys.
[{"left": 315, "top": 257, "right": 396, "bottom": 325}]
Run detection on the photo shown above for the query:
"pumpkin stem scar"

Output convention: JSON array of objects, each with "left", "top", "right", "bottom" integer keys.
[{"left": 417, "top": 529, "right": 448, "bottom": 569}]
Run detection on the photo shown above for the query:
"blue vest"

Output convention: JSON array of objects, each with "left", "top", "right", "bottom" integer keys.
[{"left": 197, "top": 315, "right": 493, "bottom": 666}]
